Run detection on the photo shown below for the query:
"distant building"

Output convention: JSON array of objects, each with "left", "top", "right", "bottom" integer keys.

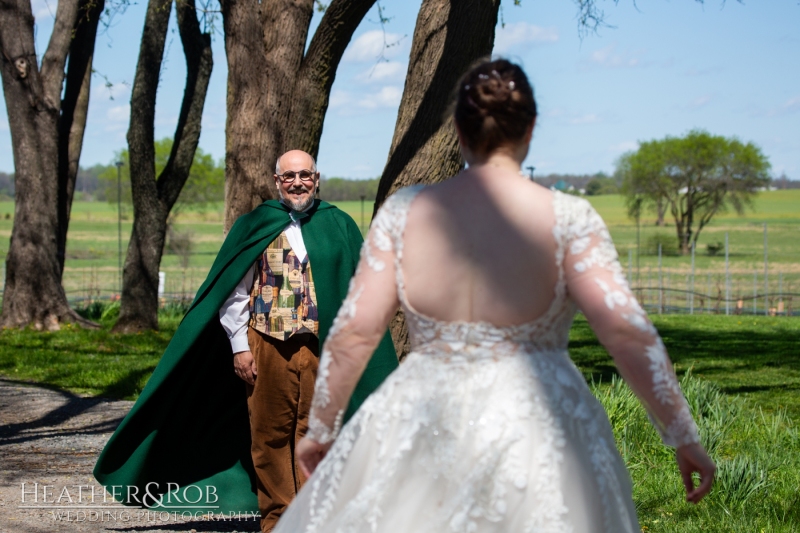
[{"left": 550, "top": 179, "right": 574, "bottom": 192}]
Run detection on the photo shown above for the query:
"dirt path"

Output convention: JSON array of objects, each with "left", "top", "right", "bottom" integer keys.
[{"left": 0, "top": 380, "right": 259, "bottom": 533}]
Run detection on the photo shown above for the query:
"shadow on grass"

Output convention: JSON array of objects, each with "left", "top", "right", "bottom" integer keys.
[
  {"left": 100, "top": 365, "right": 158, "bottom": 399},
  {"left": 569, "top": 315, "right": 800, "bottom": 418}
]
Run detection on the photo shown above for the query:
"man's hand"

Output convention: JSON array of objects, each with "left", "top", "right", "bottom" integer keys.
[
  {"left": 233, "top": 350, "right": 257, "bottom": 385},
  {"left": 676, "top": 442, "right": 715, "bottom": 503}
]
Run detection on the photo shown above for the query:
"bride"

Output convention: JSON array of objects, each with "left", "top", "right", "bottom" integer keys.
[{"left": 273, "top": 59, "right": 715, "bottom": 532}]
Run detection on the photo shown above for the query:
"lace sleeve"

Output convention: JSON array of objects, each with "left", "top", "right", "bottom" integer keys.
[
  {"left": 561, "top": 197, "right": 700, "bottom": 448},
  {"left": 304, "top": 195, "right": 404, "bottom": 444}
]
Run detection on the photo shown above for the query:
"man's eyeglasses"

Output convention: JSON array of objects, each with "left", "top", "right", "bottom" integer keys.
[{"left": 277, "top": 170, "right": 316, "bottom": 184}]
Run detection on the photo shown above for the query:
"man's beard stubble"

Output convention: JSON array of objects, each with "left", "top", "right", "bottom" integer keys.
[{"left": 279, "top": 183, "right": 316, "bottom": 212}]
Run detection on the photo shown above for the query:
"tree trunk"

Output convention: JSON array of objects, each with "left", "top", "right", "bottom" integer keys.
[
  {"left": 0, "top": 0, "right": 97, "bottom": 329},
  {"left": 655, "top": 197, "right": 666, "bottom": 226},
  {"left": 113, "top": 0, "right": 213, "bottom": 332},
  {"left": 57, "top": 0, "right": 106, "bottom": 275},
  {"left": 372, "top": 0, "right": 500, "bottom": 358},
  {"left": 221, "top": 0, "right": 376, "bottom": 232}
]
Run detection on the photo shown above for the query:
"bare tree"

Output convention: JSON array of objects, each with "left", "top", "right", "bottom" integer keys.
[
  {"left": 113, "top": 0, "right": 213, "bottom": 332},
  {"left": 0, "top": 0, "right": 104, "bottom": 329},
  {"left": 221, "top": 0, "right": 377, "bottom": 231},
  {"left": 371, "top": 0, "right": 500, "bottom": 357}
]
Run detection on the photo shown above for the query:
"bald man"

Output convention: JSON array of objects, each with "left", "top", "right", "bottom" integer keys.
[
  {"left": 218, "top": 150, "right": 397, "bottom": 531},
  {"left": 95, "top": 150, "right": 397, "bottom": 531}
]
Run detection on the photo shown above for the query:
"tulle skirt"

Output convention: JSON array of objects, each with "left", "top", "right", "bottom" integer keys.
[{"left": 274, "top": 343, "right": 640, "bottom": 533}]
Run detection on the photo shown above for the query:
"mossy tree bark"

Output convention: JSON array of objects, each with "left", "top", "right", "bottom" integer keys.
[
  {"left": 113, "top": 0, "right": 213, "bottom": 332},
  {"left": 373, "top": 0, "right": 501, "bottom": 358},
  {"left": 0, "top": 0, "right": 104, "bottom": 329}
]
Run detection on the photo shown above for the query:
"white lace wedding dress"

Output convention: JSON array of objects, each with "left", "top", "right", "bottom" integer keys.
[{"left": 274, "top": 186, "right": 700, "bottom": 533}]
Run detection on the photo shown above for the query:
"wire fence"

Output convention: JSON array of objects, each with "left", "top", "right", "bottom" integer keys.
[{"left": 0, "top": 225, "right": 797, "bottom": 317}]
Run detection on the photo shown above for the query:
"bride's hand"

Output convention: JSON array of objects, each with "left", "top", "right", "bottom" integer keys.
[
  {"left": 676, "top": 442, "right": 715, "bottom": 503},
  {"left": 297, "top": 437, "right": 332, "bottom": 478}
]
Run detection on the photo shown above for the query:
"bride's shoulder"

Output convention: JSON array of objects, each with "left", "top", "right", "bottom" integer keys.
[
  {"left": 376, "top": 185, "right": 426, "bottom": 218},
  {"left": 551, "top": 190, "right": 599, "bottom": 219}
]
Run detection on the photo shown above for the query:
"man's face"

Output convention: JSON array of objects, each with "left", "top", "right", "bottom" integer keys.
[{"left": 274, "top": 151, "right": 319, "bottom": 212}]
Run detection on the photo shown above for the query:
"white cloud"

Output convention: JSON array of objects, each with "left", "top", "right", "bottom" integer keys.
[
  {"left": 31, "top": 0, "right": 55, "bottom": 19},
  {"left": 688, "top": 95, "right": 713, "bottom": 109},
  {"left": 493, "top": 22, "right": 558, "bottom": 54},
  {"left": 105, "top": 105, "right": 130, "bottom": 131},
  {"left": 92, "top": 79, "right": 130, "bottom": 102},
  {"left": 585, "top": 44, "right": 648, "bottom": 69},
  {"left": 609, "top": 141, "right": 638, "bottom": 153},
  {"left": 343, "top": 30, "right": 406, "bottom": 63},
  {"left": 355, "top": 61, "right": 406, "bottom": 83},
  {"left": 569, "top": 114, "right": 600, "bottom": 125},
  {"left": 752, "top": 96, "right": 800, "bottom": 118},
  {"left": 684, "top": 66, "right": 723, "bottom": 77},
  {"left": 329, "top": 90, "right": 352, "bottom": 109},
  {"left": 776, "top": 96, "right": 800, "bottom": 115},
  {"left": 358, "top": 86, "right": 402, "bottom": 109}
]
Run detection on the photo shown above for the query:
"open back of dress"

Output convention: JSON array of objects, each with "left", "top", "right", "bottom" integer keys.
[{"left": 275, "top": 184, "right": 700, "bottom": 533}]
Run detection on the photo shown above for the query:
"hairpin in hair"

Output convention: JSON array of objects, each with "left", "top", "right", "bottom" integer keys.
[
  {"left": 478, "top": 73, "right": 489, "bottom": 80},
  {"left": 508, "top": 81, "right": 515, "bottom": 91},
  {"left": 464, "top": 84, "right": 471, "bottom": 90}
]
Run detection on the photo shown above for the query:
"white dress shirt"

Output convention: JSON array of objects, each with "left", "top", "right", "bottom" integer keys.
[{"left": 218, "top": 206, "right": 310, "bottom": 353}]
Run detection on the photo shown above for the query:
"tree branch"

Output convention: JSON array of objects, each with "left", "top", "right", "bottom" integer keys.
[
  {"left": 285, "top": 0, "right": 377, "bottom": 156},
  {"left": 57, "top": 0, "right": 106, "bottom": 274},
  {"left": 156, "top": 0, "right": 213, "bottom": 209},
  {"left": 40, "top": 0, "right": 82, "bottom": 108}
]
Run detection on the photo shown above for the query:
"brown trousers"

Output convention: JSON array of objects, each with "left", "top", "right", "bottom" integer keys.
[{"left": 246, "top": 328, "right": 319, "bottom": 532}]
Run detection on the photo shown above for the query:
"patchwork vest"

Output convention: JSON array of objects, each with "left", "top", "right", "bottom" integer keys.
[{"left": 249, "top": 232, "right": 319, "bottom": 340}]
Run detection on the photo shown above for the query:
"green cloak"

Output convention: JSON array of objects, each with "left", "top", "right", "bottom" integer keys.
[{"left": 93, "top": 199, "right": 398, "bottom": 513}]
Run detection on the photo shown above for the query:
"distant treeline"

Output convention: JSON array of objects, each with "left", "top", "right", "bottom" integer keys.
[
  {"left": 319, "top": 177, "right": 380, "bottom": 201},
  {"left": 0, "top": 170, "right": 796, "bottom": 202}
]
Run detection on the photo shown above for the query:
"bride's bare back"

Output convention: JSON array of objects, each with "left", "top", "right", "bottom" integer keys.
[{"left": 403, "top": 168, "right": 557, "bottom": 326}]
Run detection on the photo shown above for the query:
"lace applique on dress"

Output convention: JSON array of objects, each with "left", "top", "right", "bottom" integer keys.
[
  {"left": 275, "top": 188, "right": 654, "bottom": 533},
  {"left": 559, "top": 192, "right": 700, "bottom": 449},
  {"left": 305, "top": 187, "right": 423, "bottom": 445},
  {"left": 305, "top": 280, "right": 363, "bottom": 444}
]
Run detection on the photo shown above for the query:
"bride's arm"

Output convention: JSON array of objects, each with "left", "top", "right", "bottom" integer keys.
[
  {"left": 298, "top": 204, "right": 401, "bottom": 475},
  {"left": 562, "top": 200, "right": 714, "bottom": 503}
]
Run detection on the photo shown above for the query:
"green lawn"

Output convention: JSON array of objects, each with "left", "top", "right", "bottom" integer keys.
[{"left": 0, "top": 312, "right": 797, "bottom": 530}]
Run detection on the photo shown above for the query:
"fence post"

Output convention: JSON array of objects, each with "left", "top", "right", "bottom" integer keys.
[
  {"left": 779, "top": 272, "right": 783, "bottom": 315},
  {"left": 628, "top": 249, "right": 633, "bottom": 287},
  {"left": 764, "top": 223, "right": 769, "bottom": 315},
  {"left": 658, "top": 244, "right": 663, "bottom": 314},
  {"left": 158, "top": 271, "right": 166, "bottom": 299},
  {"left": 707, "top": 273, "right": 712, "bottom": 313},
  {"left": 725, "top": 232, "right": 730, "bottom": 315},
  {"left": 753, "top": 270, "right": 757, "bottom": 315},
  {"left": 690, "top": 241, "right": 695, "bottom": 315}
]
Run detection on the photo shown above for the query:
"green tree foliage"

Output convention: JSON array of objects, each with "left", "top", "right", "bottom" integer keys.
[
  {"left": 618, "top": 130, "right": 771, "bottom": 254},
  {"left": 99, "top": 138, "right": 224, "bottom": 212},
  {"left": 584, "top": 174, "right": 619, "bottom": 196}
]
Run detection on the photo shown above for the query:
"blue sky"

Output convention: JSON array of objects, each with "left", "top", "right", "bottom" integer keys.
[{"left": 0, "top": 0, "right": 797, "bottom": 179}]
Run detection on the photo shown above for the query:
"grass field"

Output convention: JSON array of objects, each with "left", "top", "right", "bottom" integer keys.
[
  {"left": 0, "top": 189, "right": 797, "bottom": 306},
  {"left": 0, "top": 312, "right": 797, "bottom": 531}
]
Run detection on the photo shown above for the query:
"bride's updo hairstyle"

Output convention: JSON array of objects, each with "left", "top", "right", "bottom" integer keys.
[{"left": 454, "top": 59, "right": 537, "bottom": 156}]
